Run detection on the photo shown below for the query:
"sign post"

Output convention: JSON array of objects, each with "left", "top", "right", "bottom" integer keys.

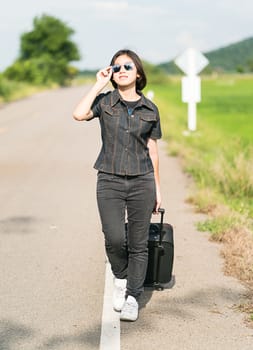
[{"left": 174, "top": 48, "right": 209, "bottom": 131}]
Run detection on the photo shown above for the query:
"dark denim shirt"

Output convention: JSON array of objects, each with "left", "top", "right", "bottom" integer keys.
[{"left": 90, "top": 89, "right": 162, "bottom": 176}]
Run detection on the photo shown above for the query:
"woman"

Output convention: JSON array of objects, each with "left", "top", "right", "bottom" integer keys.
[{"left": 73, "top": 49, "right": 162, "bottom": 321}]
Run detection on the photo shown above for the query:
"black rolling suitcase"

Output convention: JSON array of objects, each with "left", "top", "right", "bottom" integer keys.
[{"left": 144, "top": 208, "right": 174, "bottom": 289}]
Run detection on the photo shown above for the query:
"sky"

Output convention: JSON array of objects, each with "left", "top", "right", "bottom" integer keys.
[{"left": 0, "top": 0, "right": 253, "bottom": 71}]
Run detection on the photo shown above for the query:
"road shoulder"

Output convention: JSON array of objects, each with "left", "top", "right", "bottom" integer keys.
[{"left": 121, "top": 140, "right": 253, "bottom": 350}]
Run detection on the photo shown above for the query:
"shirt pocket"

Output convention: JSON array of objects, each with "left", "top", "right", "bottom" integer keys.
[
  {"left": 102, "top": 105, "right": 121, "bottom": 118},
  {"left": 101, "top": 107, "right": 121, "bottom": 141},
  {"left": 139, "top": 113, "right": 157, "bottom": 135}
]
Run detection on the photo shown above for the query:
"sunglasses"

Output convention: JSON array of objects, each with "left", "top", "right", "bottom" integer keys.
[{"left": 111, "top": 62, "right": 135, "bottom": 73}]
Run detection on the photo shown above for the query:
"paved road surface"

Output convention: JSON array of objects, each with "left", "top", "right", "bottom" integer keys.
[{"left": 1, "top": 86, "right": 253, "bottom": 350}]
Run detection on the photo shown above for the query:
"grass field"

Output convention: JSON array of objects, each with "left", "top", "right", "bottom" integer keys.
[
  {"left": 149, "top": 75, "right": 253, "bottom": 216},
  {"left": 199, "top": 76, "right": 253, "bottom": 143},
  {"left": 149, "top": 75, "right": 253, "bottom": 315}
]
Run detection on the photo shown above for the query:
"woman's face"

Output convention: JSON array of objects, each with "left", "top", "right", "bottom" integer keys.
[{"left": 112, "top": 54, "right": 138, "bottom": 89}]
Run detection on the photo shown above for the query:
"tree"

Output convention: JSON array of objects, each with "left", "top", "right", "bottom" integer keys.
[
  {"left": 247, "top": 58, "right": 253, "bottom": 72},
  {"left": 4, "top": 14, "right": 80, "bottom": 85}
]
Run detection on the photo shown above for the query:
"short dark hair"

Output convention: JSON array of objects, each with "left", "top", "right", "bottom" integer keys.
[{"left": 110, "top": 49, "right": 147, "bottom": 91}]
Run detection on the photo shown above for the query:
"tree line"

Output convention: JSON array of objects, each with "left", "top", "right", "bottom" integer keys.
[{"left": 158, "top": 37, "right": 253, "bottom": 74}]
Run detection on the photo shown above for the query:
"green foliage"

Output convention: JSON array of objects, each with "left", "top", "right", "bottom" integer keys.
[
  {"left": 150, "top": 77, "right": 253, "bottom": 299},
  {"left": 150, "top": 75, "right": 253, "bottom": 219},
  {"left": 158, "top": 61, "right": 182, "bottom": 75},
  {"left": 205, "top": 37, "right": 253, "bottom": 73},
  {"left": 3, "top": 14, "right": 80, "bottom": 86},
  {"left": 0, "top": 74, "right": 12, "bottom": 99},
  {"left": 196, "top": 216, "right": 237, "bottom": 240},
  {"left": 247, "top": 58, "right": 253, "bottom": 72},
  {"left": 20, "top": 14, "right": 80, "bottom": 62},
  {"left": 0, "top": 74, "right": 46, "bottom": 102},
  {"left": 142, "top": 61, "right": 169, "bottom": 84},
  {"left": 4, "top": 56, "right": 78, "bottom": 85}
]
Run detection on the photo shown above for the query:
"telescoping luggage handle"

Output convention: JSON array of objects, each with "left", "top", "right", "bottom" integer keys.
[
  {"left": 158, "top": 208, "right": 165, "bottom": 245},
  {"left": 154, "top": 208, "right": 165, "bottom": 290}
]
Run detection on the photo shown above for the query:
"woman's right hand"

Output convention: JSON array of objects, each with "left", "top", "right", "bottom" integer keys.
[
  {"left": 95, "top": 66, "right": 113, "bottom": 90},
  {"left": 73, "top": 66, "right": 112, "bottom": 121}
]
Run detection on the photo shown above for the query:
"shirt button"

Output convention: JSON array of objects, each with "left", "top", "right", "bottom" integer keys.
[
  {"left": 125, "top": 148, "right": 128, "bottom": 151},
  {"left": 126, "top": 129, "right": 129, "bottom": 133}
]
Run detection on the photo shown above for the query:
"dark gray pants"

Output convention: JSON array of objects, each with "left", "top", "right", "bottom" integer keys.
[{"left": 96, "top": 171, "right": 156, "bottom": 299}]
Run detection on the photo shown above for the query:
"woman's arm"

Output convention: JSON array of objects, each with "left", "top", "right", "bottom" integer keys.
[
  {"left": 73, "top": 66, "right": 113, "bottom": 121},
  {"left": 147, "top": 138, "right": 161, "bottom": 213}
]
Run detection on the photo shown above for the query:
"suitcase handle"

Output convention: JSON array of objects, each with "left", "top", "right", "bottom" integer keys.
[
  {"left": 158, "top": 208, "right": 165, "bottom": 245},
  {"left": 157, "top": 208, "right": 165, "bottom": 287}
]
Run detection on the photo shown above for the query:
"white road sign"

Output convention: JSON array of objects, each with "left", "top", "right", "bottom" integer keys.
[
  {"left": 175, "top": 48, "right": 209, "bottom": 75},
  {"left": 174, "top": 48, "right": 209, "bottom": 131},
  {"left": 182, "top": 76, "right": 201, "bottom": 103}
]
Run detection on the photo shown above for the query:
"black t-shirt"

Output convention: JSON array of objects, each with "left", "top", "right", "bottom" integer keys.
[{"left": 123, "top": 99, "right": 140, "bottom": 116}]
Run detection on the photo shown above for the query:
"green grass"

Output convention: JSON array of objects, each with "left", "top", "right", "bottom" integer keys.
[
  {"left": 199, "top": 76, "right": 253, "bottom": 143},
  {"left": 148, "top": 75, "right": 253, "bottom": 232},
  {"left": 0, "top": 76, "right": 58, "bottom": 103},
  {"left": 150, "top": 75, "right": 253, "bottom": 304},
  {"left": 0, "top": 74, "right": 96, "bottom": 105}
]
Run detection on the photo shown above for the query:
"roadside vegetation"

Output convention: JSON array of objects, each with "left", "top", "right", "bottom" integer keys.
[
  {"left": 147, "top": 74, "right": 253, "bottom": 322},
  {"left": 0, "top": 14, "right": 81, "bottom": 104}
]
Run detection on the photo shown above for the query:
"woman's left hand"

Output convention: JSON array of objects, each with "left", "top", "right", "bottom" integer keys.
[{"left": 153, "top": 189, "right": 162, "bottom": 214}]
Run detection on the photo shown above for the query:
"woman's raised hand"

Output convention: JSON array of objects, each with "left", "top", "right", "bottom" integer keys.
[{"left": 96, "top": 66, "right": 113, "bottom": 89}]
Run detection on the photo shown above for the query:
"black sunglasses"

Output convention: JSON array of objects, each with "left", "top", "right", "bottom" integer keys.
[{"left": 111, "top": 62, "right": 135, "bottom": 73}]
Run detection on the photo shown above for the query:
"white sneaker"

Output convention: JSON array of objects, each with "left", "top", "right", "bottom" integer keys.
[
  {"left": 113, "top": 278, "right": 127, "bottom": 312},
  {"left": 120, "top": 296, "right": 139, "bottom": 321}
]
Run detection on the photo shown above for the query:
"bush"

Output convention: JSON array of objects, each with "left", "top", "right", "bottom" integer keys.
[
  {"left": 4, "top": 55, "right": 78, "bottom": 86},
  {"left": 0, "top": 74, "right": 12, "bottom": 99}
]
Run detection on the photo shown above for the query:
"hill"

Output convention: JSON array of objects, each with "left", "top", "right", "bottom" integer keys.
[{"left": 158, "top": 37, "right": 253, "bottom": 74}]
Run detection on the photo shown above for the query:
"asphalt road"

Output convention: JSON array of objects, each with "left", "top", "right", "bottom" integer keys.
[{"left": 1, "top": 85, "right": 253, "bottom": 350}]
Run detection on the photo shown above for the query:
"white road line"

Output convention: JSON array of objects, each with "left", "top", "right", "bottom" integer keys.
[{"left": 99, "top": 261, "right": 120, "bottom": 350}]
